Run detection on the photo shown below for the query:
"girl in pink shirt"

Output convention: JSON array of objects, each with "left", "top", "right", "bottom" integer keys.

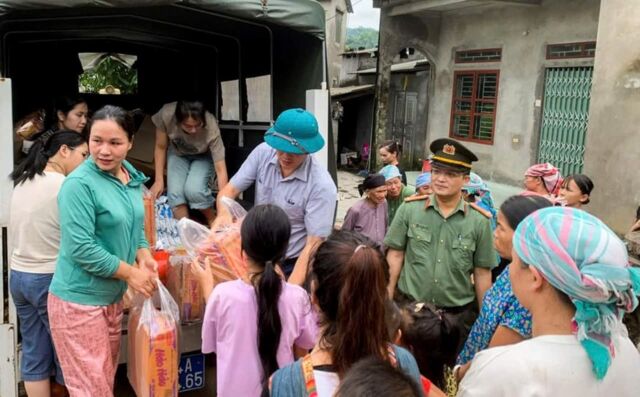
[{"left": 192, "top": 204, "right": 317, "bottom": 397}]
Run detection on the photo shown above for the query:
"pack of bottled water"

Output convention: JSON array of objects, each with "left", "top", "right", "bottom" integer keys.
[{"left": 155, "top": 196, "right": 181, "bottom": 250}]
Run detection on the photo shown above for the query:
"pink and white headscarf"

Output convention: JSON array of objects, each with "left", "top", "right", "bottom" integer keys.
[
  {"left": 525, "top": 163, "right": 563, "bottom": 195},
  {"left": 513, "top": 207, "right": 640, "bottom": 380}
]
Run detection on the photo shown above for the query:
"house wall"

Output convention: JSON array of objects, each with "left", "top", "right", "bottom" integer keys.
[
  {"left": 319, "top": 0, "right": 350, "bottom": 87},
  {"left": 376, "top": 0, "right": 600, "bottom": 182},
  {"left": 583, "top": 0, "right": 640, "bottom": 233}
]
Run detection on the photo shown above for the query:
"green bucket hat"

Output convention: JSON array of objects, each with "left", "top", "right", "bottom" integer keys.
[{"left": 264, "top": 108, "right": 325, "bottom": 154}]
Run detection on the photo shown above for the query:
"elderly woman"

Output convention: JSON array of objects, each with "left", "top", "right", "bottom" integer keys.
[
  {"left": 414, "top": 172, "right": 432, "bottom": 196},
  {"left": 458, "top": 207, "right": 640, "bottom": 396},
  {"left": 380, "top": 165, "right": 413, "bottom": 226},
  {"left": 463, "top": 172, "right": 497, "bottom": 229},
  {"left": 522, "top": 163, "right": 562, "bottom": 201},
  {"left": 342, "top": 173, "right": 388, "bottom": 247}
]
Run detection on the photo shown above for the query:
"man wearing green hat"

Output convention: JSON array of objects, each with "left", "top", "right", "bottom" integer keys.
[
  {"left": 216, "top": 108, "right": 337, "bottom": 284},
  {"left": 384, "top": 138, "right": 497, "bottom": 350}
]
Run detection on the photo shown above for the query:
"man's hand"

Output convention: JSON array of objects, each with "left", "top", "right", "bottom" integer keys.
[{"left": 386, "top": 248, "right": 405, "bottom": 299}]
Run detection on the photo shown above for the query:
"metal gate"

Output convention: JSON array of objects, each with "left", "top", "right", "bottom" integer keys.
[{"left": 538, "top": 67, "right": 593, "bottom": 176}]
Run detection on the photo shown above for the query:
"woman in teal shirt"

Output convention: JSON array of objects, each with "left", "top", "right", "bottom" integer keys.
[{"left": 48, "top": 105, "right": 158, "bottom": 396}]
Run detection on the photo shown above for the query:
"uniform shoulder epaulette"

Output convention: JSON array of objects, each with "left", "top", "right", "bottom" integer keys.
[
  {"left": 404, "top": 194, "right": 429, "bottom": 203},
  {"left": 468, "top": 202, "right": 493, "bottom": 219}
]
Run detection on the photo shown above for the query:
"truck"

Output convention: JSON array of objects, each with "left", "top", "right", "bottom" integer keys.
[{"left": 0, "top": 1, "right": 336, "bottom": 395}]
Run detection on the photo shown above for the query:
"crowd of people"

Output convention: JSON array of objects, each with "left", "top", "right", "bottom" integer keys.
[{"left": 8, "top": 96, "right": 640, "bottom": 397}]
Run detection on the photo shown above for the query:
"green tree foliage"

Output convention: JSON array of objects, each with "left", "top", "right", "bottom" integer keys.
[
  {"left": 345, "top": 27, "right": 379, "bottom": 50},
  {"left": 78, "top": 57, "right": 138, "bottom": 94}
]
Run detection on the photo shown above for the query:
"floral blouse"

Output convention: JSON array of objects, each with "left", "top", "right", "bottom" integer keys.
[{"left": 457, "top": 266, "right": 532, "bottom": 365}]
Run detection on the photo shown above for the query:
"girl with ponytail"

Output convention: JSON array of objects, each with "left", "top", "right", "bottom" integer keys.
[
  {"left": 271, "top": 230, "right": 423, "bottom": 397},
  {"left": 9, "top": 130, "right": 87, "bottom": 397},
  {"left": 195, "top": 204, "right": 317, "bottom": 397}
]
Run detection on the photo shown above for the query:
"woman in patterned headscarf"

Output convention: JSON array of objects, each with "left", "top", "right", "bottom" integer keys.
[
  {"left": 522, "top": 163, "right": 563, "bottom": 201},
  {"left": 458, "top": 207, "right": 640, "bottom": 397}
]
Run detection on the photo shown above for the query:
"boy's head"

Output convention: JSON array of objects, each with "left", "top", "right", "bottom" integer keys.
[
  {"left": 335, "top": 357, "right": 422, "bottom": 397},
  {"left": 384, "top": 300, "right": 405, "bottom": 344}
]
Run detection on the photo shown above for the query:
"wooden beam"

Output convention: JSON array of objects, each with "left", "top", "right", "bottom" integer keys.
[
  {"left": 488, "top": 0, "right": 541, "bottom": 6},
  {"left": 388, "top": 0, "right": 470, "bottom": 16},
  {"left": 386, "top": 0, "right": 540, "bottom": 16}
]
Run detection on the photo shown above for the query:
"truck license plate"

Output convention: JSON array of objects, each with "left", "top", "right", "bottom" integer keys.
[{"left": 179, "top": 353, "right": 205, "bottom": 392}]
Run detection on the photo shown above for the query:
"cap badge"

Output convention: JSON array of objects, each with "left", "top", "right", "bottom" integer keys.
[{"left": 443, "top": 144, "right": 456, "bottom": 155}]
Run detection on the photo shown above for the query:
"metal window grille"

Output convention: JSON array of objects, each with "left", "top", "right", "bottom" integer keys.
[
  {"left": 449, "top": 70, "right": 499, "bottom": 144},
  {"left": 546, "top": 41, "right": 596, "bottom": 60},
  {"left": 455, "top": 48, "right": 502, "bottom": 63}
]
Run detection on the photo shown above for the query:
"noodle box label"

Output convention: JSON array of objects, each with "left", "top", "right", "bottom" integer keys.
[{"left": 178, "top": 353, "right": 205, "bottom": 392}]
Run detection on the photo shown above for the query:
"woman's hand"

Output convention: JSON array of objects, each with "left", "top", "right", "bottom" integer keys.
[
  {"left": 138, "top": 256, "right": 158, "bottom": 275},
  {"left": 190, "top": 257, "right": 214, "bottom": 300},
  {"left": 149, "top": 180, "right": 165, "bottom": 199},
  {"left": 126, "top": 266, "right": 157, "bottom": 298}
]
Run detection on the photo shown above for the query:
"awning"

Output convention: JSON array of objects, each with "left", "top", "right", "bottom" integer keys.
[
  {"left": 357, "top": 59, "right": 429, "bottom": 75},
  {"left": 0, "top": 0, "right": 326, "bottom": 39},
  {"left": 331, "top": 84, "right": 375, "bottom": 98}
]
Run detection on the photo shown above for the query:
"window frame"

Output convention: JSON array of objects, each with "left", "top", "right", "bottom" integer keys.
[
  {"left": 454, "top": 48, "right": 502, "bottom": 64},
  {"left": 449, "top": 69, "right": 500, "bottom": 145},
  {"left": 546, "top": 41, "right": 596, "bottom": 60}
]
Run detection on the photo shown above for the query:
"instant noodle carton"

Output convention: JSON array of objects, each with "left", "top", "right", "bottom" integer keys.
[
  {"left": 127, "top": 306, "right": 179, "bottom": 397},
  {"left": 166, "top": 250, "right": 204, "bottom": 323},
  {"left": 143, "top": 192, "right": 157, "bottom": 248}
]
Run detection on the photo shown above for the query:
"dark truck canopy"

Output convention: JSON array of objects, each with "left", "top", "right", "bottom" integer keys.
[
  {"left": 0, "top": 0, "right": 336, "bottom": 186},
  {"left": 0, "top": 0, "right": 326, "bottom": 39}
]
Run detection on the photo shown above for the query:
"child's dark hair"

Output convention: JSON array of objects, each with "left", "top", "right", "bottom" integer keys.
[
  {"left": 500, "top": 195, "right": 553, "bottom": 230},
  {"left": 562, "top": 174, "right": 594, "bottom": 204},
  {"left": 175, "top": 100, "right": 207, "bottom": 127},
  {"left": 335, "top": 357, "right": 422, "bottom": 397},
  {"left": 401, "top": 303, "right": 458, "bottom": 388},
  {"left": 240, "top": 204, "right": 291, "bottom": 396},
  {"left": 385, "top": 299, "right": 404, "bottom": 343},
  {"left": 90, "top": 105, "right": 136, "bottom": 140},
  {"left": 311, "top": 230, "right": 390, "bottom": 376},
  {"left": 379, "top": 140, "right": 402, "bottom": 156},
  {"left": 10, "top": 130, "right": 86, "bottom": 186}
]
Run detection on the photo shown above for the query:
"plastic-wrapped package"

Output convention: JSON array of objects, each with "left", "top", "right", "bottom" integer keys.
[
  {"left": 143, "top": 187, "right": 157, "bottom": 249},
  {"left": 166, "top": 249, "right": 204, "bottom": 323},
  {"left": 155, "top": 196, "right": 181, "bottom": 251},
  {"left": 178, "top": 197, "right": 249, "bottom": 286},
  {"left": 127, "top": 281, "right": 180, "bottom": 397}
]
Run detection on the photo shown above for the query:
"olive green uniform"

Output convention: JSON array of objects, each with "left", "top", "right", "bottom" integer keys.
[{"left": 384, "top": 195, "right": 497, "bottom": 307}]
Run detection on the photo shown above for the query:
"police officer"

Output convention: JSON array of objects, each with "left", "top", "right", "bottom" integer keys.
[
  {"left": 216, "top": 108, "right": 337, "bottom": 285},
  {"left": 384, "top": 138, "right": 497, "bottom": 350}
]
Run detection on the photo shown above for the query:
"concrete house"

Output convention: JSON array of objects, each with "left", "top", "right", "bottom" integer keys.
[
  {"left": 318, "top": 0, "right": 354, "bottom": 87},
  {"left": 373, "top": 0, "right": 640, "bottom": 233}
]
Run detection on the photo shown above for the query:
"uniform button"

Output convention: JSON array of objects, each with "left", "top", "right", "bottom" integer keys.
[
  {"left": 434, "top": 279, "right": 438, "bottom": 283},
  {"left": 464, "top": 246, "right": 468, "bottom": 249},
  {"left": 437, "top": 259, "right": 441, "bottom": 263},
  {"left": 440, "top": 240, "right": 444, "bottom": 244}
]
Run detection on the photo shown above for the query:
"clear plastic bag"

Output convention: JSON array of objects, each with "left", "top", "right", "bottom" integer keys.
[
  {"left": 127, "top": 280, "right": 180, "bottom": 397},
  {"left": 166, "top": 249, "right": 204, "bottom": 323},
  {"left": 177, "top": 197, "right": 249, "bottom": 286}
]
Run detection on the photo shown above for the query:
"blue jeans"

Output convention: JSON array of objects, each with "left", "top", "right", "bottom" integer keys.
[
  {"left": 10, "top": 270, "right": 64, "bottom": 384},
  {"left": 167, "top": 149, "right": 214, "bottom": 210}
]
